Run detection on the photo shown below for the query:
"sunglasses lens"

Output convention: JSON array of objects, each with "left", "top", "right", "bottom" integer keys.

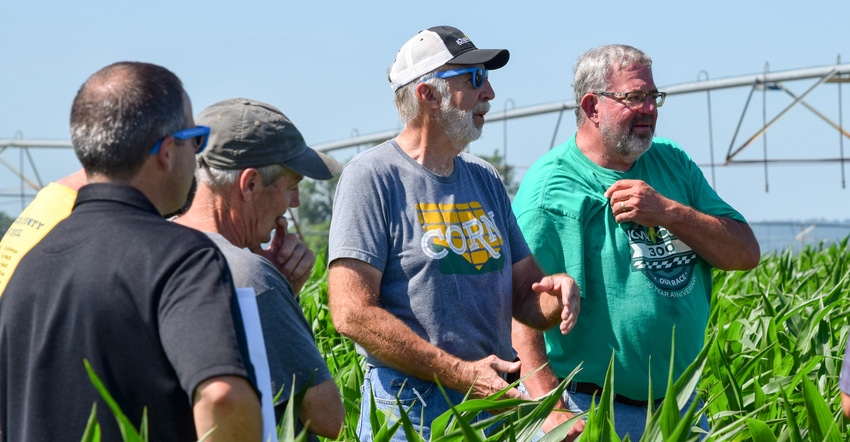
[
  {"left": 193, "top": 135, "right": 207, "bottom": 153},
  {"left": 473, "top": 68, "right": 488, "bottom": 88}
]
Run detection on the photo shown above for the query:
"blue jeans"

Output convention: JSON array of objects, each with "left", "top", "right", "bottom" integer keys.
[
  {"left": 563, "top": 390, "right": 708, "bottom": 440},
  {"left": 357, "top": 365, "right": 487, "bottom": 442}
]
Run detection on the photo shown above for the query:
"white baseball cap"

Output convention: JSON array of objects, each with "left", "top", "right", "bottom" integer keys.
[{"left": 389, "top": 25, "right": 510, "bottom": 91}]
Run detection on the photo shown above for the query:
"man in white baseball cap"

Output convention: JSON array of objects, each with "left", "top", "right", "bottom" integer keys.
[{"left": 327, "top": 26, "right": 582, "bottom": 441}]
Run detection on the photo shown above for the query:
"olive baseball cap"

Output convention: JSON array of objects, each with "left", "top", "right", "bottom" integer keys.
[{"left": 196, "top": 98, "right": 341, "bottom": 180}]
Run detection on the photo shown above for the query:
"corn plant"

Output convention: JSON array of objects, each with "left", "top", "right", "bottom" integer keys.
[{"left": 700, "top": 238, "right": 850, "bottom": 440}]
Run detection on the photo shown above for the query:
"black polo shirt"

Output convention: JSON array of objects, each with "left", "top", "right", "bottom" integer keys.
[{"left": 0, "top": 183, "right": 256, "bottom": 442}]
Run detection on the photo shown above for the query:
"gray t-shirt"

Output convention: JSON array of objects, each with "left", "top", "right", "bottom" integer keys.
[
  {"left": 205, "top": 233, "right": 331, "bottom": 411},
  {"left": 328, "top": 140, "right": 531, "bottom": 365}
]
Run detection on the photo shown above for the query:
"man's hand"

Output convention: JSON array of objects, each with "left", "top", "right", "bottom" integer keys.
[
  {"left": 532, "top": 274, "right": 580, "bottom": 335},
  {"left": 605, "top": 179, "right": 674, "bottom": 227},
  {"left": 252, "top": 216, "right": 315, "bottom": 293},
  {"left": 460, "top": 355, "right": 523, "bottom": 400}
]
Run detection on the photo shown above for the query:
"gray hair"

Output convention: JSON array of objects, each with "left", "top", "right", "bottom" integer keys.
[
  {"left": 70, "top": 62, "right": 186, "bottom": 181},
  {"left": 196, "top": 162, "right": 289, "bottom": 192},
  {"left": 393, "top": 68, "right": 452, "bottom": 125},
  {"left": 573, "top": 44, "right": 653, "bottom": 125}
]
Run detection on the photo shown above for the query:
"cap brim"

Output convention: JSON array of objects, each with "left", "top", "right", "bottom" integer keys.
[
  {"left": 449, "top": 48, "right": 510, "bottom": 70},
  {"left": 284, "top": 147, "right": 342, "bottom": 180}
]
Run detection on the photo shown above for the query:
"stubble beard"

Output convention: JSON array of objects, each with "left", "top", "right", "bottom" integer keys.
[{"left": 600, "top": 115, "right": 654, "bottom": 162}]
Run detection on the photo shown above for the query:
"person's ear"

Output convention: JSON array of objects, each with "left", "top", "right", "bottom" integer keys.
[
  {"left": 581, "top": 93, "right": 601, "bottom": 124},
  {"left": 238, "top": 168, "right": 260, "bottom": 200},
  {"left": 153, "top": 137, "right": 174, "bottom": 170},
  {"left": 415, "top": 81, "right": 441, "bottom": 111}
]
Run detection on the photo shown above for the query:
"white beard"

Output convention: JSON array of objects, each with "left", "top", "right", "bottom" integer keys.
[{"left": 438, "top": 99, "right": 489, "bottom": 147}]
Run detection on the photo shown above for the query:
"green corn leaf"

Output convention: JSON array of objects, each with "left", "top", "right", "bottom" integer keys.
[
  {"left": 581, "top": 352, "right": 618, "bottom": 442},
  {"left": 395, "top": 397, "right": 426, "bottom": 442},
  {"left": 779, "top": 388, "right": 803, "bottom": 442},
  {"left": 432, "top": 381, "right": 484, "bottom": 442},
  {"left": 82, "top": 359, "right": 145, "bottom": 442},
  {"left": 275, "top": 377, "right": 309, "bottom": 442},
  {"left": 800, "top": 376, "right": 842, "bottom": 442},
  {"left": 80, "top": 404, "right": 101, "bottom": 442},
  {"left": 745, "top": 418, "right": 777, "bottom": 442}
]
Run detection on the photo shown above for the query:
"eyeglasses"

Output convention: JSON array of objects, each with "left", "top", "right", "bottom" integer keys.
[
  {"left": 422, "top": 67, "right": 489, "bottom": 89},
  {"left": 150, "top": 125, "right": 211, "bottom": 155},
  {"left": 594, "top": 91, "right": 667, "bottom": 108}
]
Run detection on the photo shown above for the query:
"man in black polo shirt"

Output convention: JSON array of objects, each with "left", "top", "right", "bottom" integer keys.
[{"left": 0, "top": 62, "right": 262, "bottom": 442}]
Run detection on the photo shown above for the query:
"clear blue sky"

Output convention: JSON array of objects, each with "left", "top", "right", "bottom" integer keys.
[{"left": 2, "top": 0, "right": 849, "bottom": 224}]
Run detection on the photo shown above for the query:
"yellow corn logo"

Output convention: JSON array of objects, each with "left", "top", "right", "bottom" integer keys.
[{"left": 416, "top": 202, "right": 504, "bottom": 271}]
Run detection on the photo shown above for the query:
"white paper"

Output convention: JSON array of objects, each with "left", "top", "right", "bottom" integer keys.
[{"left": 236, "top": 287, "right": 278, "bottom": 442}]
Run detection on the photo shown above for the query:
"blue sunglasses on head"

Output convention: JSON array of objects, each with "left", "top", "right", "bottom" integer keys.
[
  {"left": 422, "top": 67, "right": 489, "bottom": 89},
  {"left": 150, "top": 125, "right": 211, "bottom": 155}
]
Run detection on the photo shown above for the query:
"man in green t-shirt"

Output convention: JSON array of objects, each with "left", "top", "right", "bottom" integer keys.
[{"left": 512, "top": 44, "right": 760, "bottom": 440}]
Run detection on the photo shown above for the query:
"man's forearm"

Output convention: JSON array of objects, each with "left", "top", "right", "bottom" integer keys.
[
  {"left": 666, "top": 208, "right": 760, "bottom": 270},
  {"left": 329, "top": 260, "right": 522, "bottom": 400},
  {"left": 336, "top": 302, "right": 469, "bottom": 389},
  {"left": 512, "top": 319, "right": 560, "bottom": 396},
  {"left": 512, "top": 319, "right": 583, "bottom": 439},
  {"left": 300, "top": 378, "right": 345, "bottom": 438},
  {"left": 328, "top": 262, "right": 470, "bottom": 392}
]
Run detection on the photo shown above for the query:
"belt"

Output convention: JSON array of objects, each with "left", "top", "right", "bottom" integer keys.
[{"left": 567, "top": 381, "right": 650, "bottom": 407}]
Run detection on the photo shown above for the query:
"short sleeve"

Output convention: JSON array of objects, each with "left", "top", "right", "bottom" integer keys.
[
  {"left": 516, "top": 207, "right": 586, "bottom": 297},
  {"left": 328, "top": 158, "right": 390, "bottom": 271},
  {"left": 158, "top": 246, "right": 253, "bottom": 400}
]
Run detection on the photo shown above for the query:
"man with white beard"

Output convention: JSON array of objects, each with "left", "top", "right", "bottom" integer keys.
[
  {"left": 327, "top": 26, "right": 582, "bottom": 442},
  {"left": 512, "top": 44, "right": 760, "bottom": 440}
]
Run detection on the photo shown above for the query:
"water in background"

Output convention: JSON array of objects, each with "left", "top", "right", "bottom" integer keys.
[{"left": 751, "top": 221, "right": 850, "bottom": 255}]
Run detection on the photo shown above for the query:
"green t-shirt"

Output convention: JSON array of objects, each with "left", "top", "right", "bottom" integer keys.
[{"left": 512, "top": 135, "right": 746, "bottom": 400}]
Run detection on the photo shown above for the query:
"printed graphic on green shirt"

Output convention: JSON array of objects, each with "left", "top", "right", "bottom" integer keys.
[
  {"left": 626, "top": 224, "right": 697, "bottom": 298},
  {"left": 416, "top": 202, "right": 505, "bottom": 275}
]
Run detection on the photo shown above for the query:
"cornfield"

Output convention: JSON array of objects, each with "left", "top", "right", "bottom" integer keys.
[
  {"left": 83, "top": 237, "right": 850, "bottom": 441},
  {"left": 301, "top": 237, "right": 850, "bottom": 441}
]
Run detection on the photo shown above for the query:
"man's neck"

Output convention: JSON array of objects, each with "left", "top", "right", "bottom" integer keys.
[
  {"left": 575, "top": 126, "right": 637, "bottom": 172},
  {"left": 87, "top": 169, "right": 173, "bottom": 215},
  {"left": 395, "top": 126, "right": 464, "bottom": 177},
  {"left": 173, "top": 188, "right": 247, "bottom": 248}
]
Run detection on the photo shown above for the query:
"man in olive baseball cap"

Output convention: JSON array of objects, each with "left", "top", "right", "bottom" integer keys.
[{"left": 175, "top": 97, "right": 344, "bottom": 440}]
